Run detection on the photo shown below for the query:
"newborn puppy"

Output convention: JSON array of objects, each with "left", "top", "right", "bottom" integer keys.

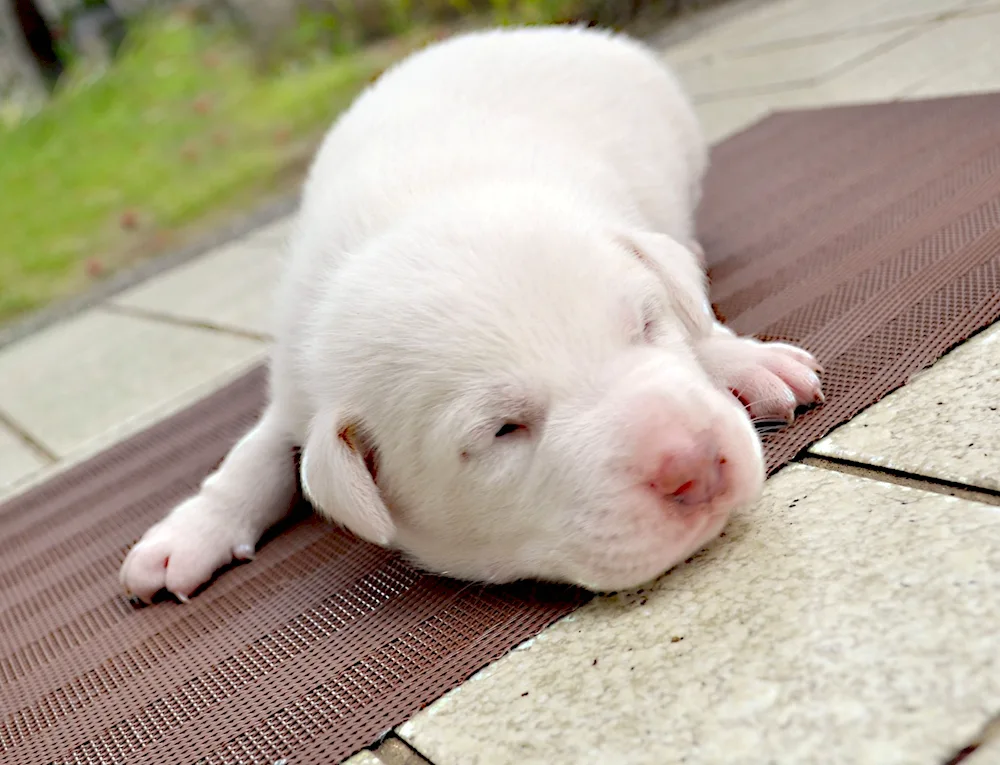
[{"left": 120, "top": 25, "right": 823, "bottom": 601}]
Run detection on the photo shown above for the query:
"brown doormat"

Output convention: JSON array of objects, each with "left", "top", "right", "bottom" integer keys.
[{"left": 4, "top": 92, "right": 1000, "bottom": 764}]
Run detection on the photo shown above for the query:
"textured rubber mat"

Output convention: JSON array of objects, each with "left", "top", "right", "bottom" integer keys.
[{"left": 4, "top": 92, "right": 1000, "bottom": 764}]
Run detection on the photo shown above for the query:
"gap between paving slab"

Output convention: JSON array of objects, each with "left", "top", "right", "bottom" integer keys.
[
  {"left": 801, "top": 455, "right": 1000, "bottom": 507},
  {"left": 662, "top": 0, "right": 1000, "bottom": 64},
  {"left": 666, "top": 1, "right": 1000, "bottom": 142},
  {"left": 943, "top": 713, "right": 1000, "bottom": 765},
  {"left": 103, "top": 302, "right": 274, "bottom": 343},
  {"left": 0, "top": 417, "right": 50, "bottom": 491},
  {"left": 0, "top": 406, "right": 57, "bottom": 463},
  {"left": 0, "top": 308, "right": 265, "bottom": 458},
  {"left": 0, "top": 353, "right": 267, "bottom": 505},
  {"left": 676, "top": 26, "right": 928, "bottom": 103},
  {"left": 106, "top": 215, "right": 294, "bottom": 338},
  {"left": 809, "top": 320, "right": 1000, "bottom": 495},
  {"left": 735, "top": 1, "right": 1000, "bottom": 55},
  {"left": 369, "top": 736, "right": 436, "bottom": 765}
]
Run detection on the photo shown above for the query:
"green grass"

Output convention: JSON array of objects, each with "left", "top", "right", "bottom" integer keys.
[
  {"left": 0, "top": 0, "right": 630, "bottom": 325},
  {"left": 0, "top": 12, "right": 409, "bottom": 324}
]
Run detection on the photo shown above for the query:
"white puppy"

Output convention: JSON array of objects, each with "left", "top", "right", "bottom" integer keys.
[{"left": 120, "top": 25, "right": 823, "bottom": 601}]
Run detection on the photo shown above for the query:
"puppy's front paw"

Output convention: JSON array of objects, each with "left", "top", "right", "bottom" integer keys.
[
  {"left": 700, "top": 334, "right": 824, "bottom": 426},
  {"left": 119, "top": 495, "right": 257, "bottom": 604}
]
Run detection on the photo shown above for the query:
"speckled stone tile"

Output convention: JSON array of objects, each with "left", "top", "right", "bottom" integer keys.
[
  {"left": 955, "top": 713, "right": 1000, "bottom": 764},
  {"left": 399, "top": 465, "right": 1000, "bottom": 765},
  {"left": 965, "top": 730, "right": 1000, "bottom": 764},
  {"left": 370, "top": 737, "right": 434, "bottom": 765},
  {"left": 340, "top": 741, "right": 434, "bottom": 765},
  {"left": 0, "top": 308, "right": 265, "bottom": 456},
  {"left": 812, "top": 322, "right": 1000, "bottom": 491},
  {"left": 342, "top": 752, "right": 385, "bottom": 765},
  {"left": 111, "top": 217, "right": 293, "bottom": 336}
]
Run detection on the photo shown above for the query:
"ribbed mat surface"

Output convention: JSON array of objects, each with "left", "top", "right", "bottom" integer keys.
[{"left": 3, "top": 93, "right": 1000, "bottom": 764}]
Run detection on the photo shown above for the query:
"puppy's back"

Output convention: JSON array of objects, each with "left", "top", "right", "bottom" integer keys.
[
  {"left": 272, "top": 26, "right": 705, "bottom": 414},
  {"left": 313, "top": 26, "right": 704, "bottom": 225}
]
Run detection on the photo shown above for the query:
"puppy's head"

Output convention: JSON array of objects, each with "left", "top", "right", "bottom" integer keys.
[{"left": 300, "top": 189, "right": 763, "bottom": 591}]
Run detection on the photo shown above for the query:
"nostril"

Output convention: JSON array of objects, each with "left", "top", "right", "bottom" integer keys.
[
  {"left": 639, "top": 428, "right": 728, "bottom": 502},
  {"left": 649, "top": 452, "right": 696, "bottom": 496},
  {"left": 649, "top": 451, "right": 727, "bottom": 507},
  {"left": 672, "top": 480, "right": 695, "bottom": 498}
]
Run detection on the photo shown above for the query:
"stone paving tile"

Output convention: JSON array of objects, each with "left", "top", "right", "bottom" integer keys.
[
  {"left": 341, "top": 740, "right": 435, "bottom": 765},
  {"left": 0, "top": 421, "right": 46, "bottom": 493},
  {"left": 0, "top": 308, "right": 265, "bottom": 457},
  {"left": 399, "top": 466, "right": 1000, "bottom": 765},
  {"left": 694, "top": 88, "right": 822, "bottom": 143},
  {"left": 668, "top": 28, "right": 915, "bottom": 101},
  {"left": 111, "top": 217, "right": 293, "bottom": 337},
  {"left": 900, "top": 8, "right": 1000, "bottom": 97},
  {"left": 664, "top": 0, "right": 994, "bottom": 64},
  {"left": 964, "top": 715, "right": 1000, "bottom": 764},
  {"left": 800, "top": 7, "right": 1000, "bottom": 101},
  {"left": 687, "top": 4, "right": 1000, "bottom": 140},
  {"left": 0, "top": 356, "right": 264, "bottom": 506},
  {"left": 812, "top": 322, "right": 1000, "bottom": 492},
  {"left": 906, "top": 62, "right": 1000, "bottom": 99},
  {"left": 967, "top": 741, "right": 1000, "bottom": 764},
  {"left": 369, "top": 737, "right": 434, "bottom": 765},
  {"left": 342, "top": 752, "right": 385, "bottom": 765}
]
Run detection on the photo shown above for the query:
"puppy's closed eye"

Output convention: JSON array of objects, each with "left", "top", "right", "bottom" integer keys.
[
  {"left": 631, "top": 293, "right": 664, "bottom": 345},
  {"left": 456, "top": 387, "right": 545, "bottom": 459},
  {"left": 495, "top": 422, "right": 529, "bottom": 438},
  {"left": 642, "top": 319, "right": 657, "bottom": 342}
]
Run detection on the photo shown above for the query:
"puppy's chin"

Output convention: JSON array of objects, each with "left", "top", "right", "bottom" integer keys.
[
  {"left": 553, "top": 425, "right": 764, "bottom": 593},
  {"left": 394, "top": 483, "right": 742, "bottom": 594},
  {"left": 552, "top": 501, "right": 730, "bottom": 593},
  {"left": 399, "top": 543, "right": 534, "bottom": 588}
]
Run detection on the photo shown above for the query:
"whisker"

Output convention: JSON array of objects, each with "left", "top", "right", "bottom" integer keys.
[
  {"left": 749, "top": 414, "right": 792, "bottom": 425},
  {"left": 754, "top": 423, "right": 789, "bottom": 435},
  {"left": 748, "top": 412, "right": 785, "bottom": 422}
]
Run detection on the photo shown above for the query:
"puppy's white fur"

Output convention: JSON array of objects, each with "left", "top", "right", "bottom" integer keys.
[{"left": 120, "top": 25, "right": 823, "bottom": 601}]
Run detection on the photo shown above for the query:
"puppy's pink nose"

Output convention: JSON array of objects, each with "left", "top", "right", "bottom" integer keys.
[{"left": 647, "top": 437, "right": 725, "bottom": 506}]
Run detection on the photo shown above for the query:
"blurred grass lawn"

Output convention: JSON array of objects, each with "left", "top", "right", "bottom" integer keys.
[{"left": 0, "top": 12, "right": 427, "bottom": 324}]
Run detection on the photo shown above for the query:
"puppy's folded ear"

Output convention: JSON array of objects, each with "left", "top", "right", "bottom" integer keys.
[
  {"left": 300, "top": 409, "right": 396, "bottom": 546},
  {"left": 622, "top": 231, "right": 715, "bottom": 339}
]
